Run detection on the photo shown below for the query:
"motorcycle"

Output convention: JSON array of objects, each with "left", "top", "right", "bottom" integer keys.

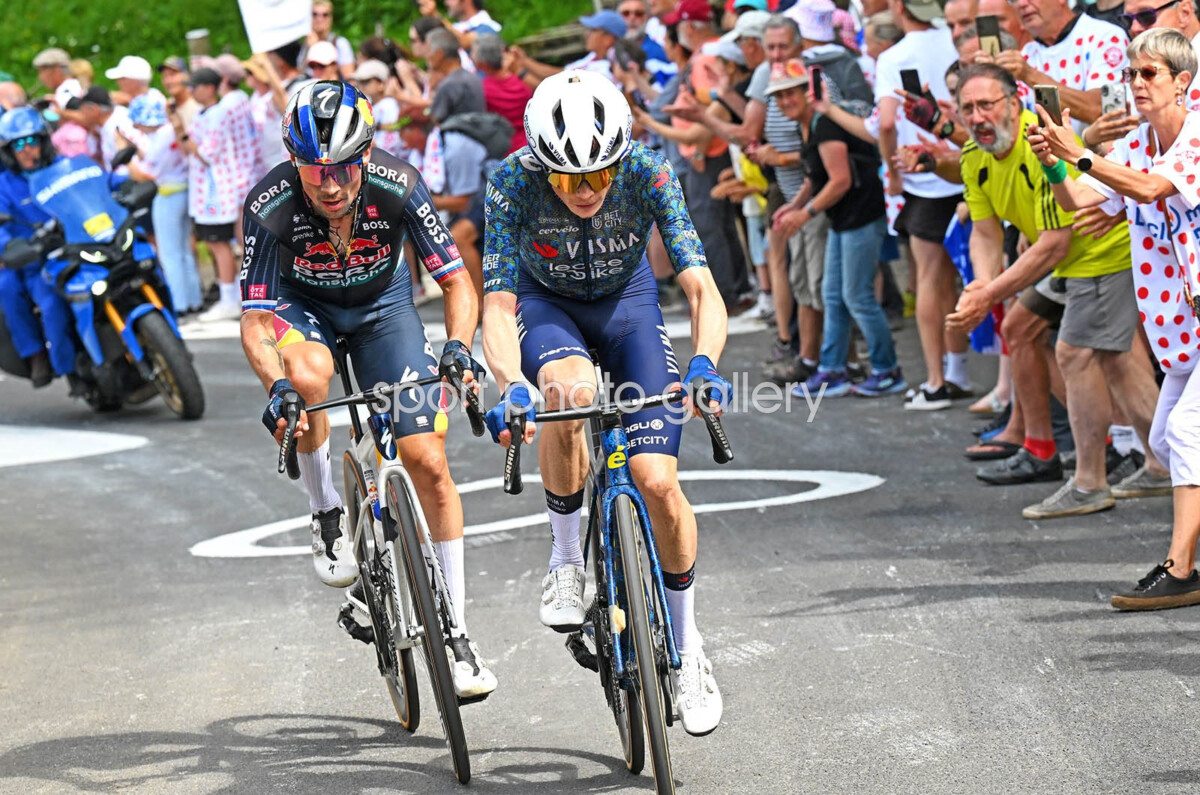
[{"left": 0, "top": 147, "right": 205, "bottom": 419}]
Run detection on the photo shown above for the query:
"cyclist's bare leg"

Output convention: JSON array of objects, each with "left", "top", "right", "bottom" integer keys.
[
  {"left": 398, "top": 429, "right": 473, "bottom": 635},
  {"left": 281, "top": 341, "right": 341, "bottom": 514},
  {"left": 537, "top": 355, "right": 596, "bottom": 498},
  {"left": 630, "top": 452, "right": 702, "bottom": 654}
]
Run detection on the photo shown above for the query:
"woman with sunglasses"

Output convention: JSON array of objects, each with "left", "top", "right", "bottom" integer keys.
[
  {"left": 1028, "top": 28, "right": 1200, "bottom": 611},
  {"left": 481, "top": 70, "right": 730, "bottom": 737},
  {"left": 238, "top": 80, "right": 498, "bottom": 700}
]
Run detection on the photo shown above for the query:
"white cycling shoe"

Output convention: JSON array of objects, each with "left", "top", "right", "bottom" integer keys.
[
  {"left": 671, "top": 649, "right": 723, "bottom": 736},
  {"left": 540, "top": 564, "right": 586, "bottom": 631},
  {"left": 448, "top": 636, "right": 498, "bottom": 700},
  {"left": 312, "top": 507, "right": 358, "bottom": 587}
]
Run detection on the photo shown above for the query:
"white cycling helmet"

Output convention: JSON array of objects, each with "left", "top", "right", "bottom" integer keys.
[{"left": 524, "top": 70, "right": 633, "bottom": 173}]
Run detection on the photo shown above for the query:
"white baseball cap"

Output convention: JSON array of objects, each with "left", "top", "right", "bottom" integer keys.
[{"left": 105, "top": 55, "right": 153, "bottom": 82}]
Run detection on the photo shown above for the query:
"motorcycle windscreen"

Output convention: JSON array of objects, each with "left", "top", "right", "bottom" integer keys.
[{"left": 25, "top": 155, "right": 130, "bottom": 245}]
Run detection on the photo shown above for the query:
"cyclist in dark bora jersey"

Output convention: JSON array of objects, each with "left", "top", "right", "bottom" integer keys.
[
  {"left": 239, "top": 80, "right": 495, "bottom": 698},
  {"left": 482, "top": 70, "right": 732, "bottom": 735}
]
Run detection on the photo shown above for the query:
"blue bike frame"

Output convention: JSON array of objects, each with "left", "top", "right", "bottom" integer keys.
[{"left": 588, "top": 415, "right": 682, "bottom": 679}]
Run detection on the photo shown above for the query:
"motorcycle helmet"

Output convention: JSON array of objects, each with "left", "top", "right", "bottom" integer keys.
[
  {"left": 0, "top": 107, "right": 56, "bottom": 172},
  {"left": 282, "top": 80, "right": 374, "bottom": 164},
  {"left": 524, "top": 70, "right": 632, "bottom": 174}
]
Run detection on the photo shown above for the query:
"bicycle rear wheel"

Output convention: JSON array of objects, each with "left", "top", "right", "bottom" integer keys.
[
  {"left": 343, "top": 453, "right": 420, "bottom": 732},
  {"left": 615, "top": 494, "right": 675, "bottom": 795},
  {"left": 386, "top": 471, "right": 471, "bottom": 784},
  {"left": 588, "top": 500, "right": 645, "bottom": 774}
]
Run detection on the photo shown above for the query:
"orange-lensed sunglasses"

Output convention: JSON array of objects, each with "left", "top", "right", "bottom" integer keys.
[{"left": 546, "top": 165, "right": 618, "bottom": 194}]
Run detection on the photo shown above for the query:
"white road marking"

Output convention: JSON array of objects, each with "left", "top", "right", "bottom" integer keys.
[
  {"left": 180, "top": 313, "right": 770, "bottom": 342},
  {"left": 0, "top": 425, "right": 148, "bottom": 468},
  {"left": 189, "top": 469, "right": 884, "bottom": 558}
]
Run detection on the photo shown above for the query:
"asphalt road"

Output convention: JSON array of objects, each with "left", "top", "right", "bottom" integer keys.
[{"left": 1, "top": 300, "right": 1197, "bottom": 795}]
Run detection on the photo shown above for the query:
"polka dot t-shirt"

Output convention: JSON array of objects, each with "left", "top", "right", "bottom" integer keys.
[
  {"left": 1081, "top": 117, "right": 1200, "bottom": 373},
  {"left": 1022, "top": 14, "right": 1128, "bottom": 133}
]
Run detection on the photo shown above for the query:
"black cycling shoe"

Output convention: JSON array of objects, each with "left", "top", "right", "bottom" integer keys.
[
  {"left": 28, "top": 351, "right": 52, "bottom": 388},
  {"left": 976, "top": 447, "right": 1064, "bottom": 486},
  {"left": 1111, "top": 561, "right": 1200, "bottom": 611}
]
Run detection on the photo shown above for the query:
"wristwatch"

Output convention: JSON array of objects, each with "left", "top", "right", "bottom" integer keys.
[
  {"left": 1076, "top": 150, "right": 1094, "bottom": 172},
  {"left": 937, "top": 119, "right": 955, "bottom": 139}
]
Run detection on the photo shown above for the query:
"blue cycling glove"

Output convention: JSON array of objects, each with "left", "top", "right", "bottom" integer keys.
[
  {"left": 484, "top": 382, "right": 538, "bottom": 443},
  {"left": 262, "top": 378, "right": 303, "bottom": 434},
  {"left": 685, "top": 355, "right": 733, "bottom": 410},
  {"left": 439, "top": 339, "right": 486, "bottom": 383}
]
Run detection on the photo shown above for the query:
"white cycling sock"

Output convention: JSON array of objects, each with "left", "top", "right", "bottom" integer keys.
[
  {"left": 664, "top": 566, "right": 701, "bottom": 655},
  {"left": 298, "top": 440, "right": 341, "bottom": 513},
  {"left": 434, "top": 538, "right": 468, "bottom": 637},
  {"left": 546, "top": 489, "right": 585, "bottom": 570},
  {"left": 946, "top": 351, "right": 970, "bottom": 388},
  {"left": 218, "top": 281, "right": 240, "bottom": 306}
]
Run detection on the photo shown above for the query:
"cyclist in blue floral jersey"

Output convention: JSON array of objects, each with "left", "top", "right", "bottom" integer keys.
[{"left": 481, "top": 70, "right": 731, "bottom": 736}]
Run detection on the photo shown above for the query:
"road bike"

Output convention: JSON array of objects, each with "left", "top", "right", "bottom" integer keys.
[
  {"left": 277, "top": 338, "right": 486, "bottom": 785},
  {"left": 500, "top": 366, "right": 733, "bottom": 794}
]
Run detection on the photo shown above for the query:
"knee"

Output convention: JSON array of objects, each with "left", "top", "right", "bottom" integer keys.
[
  {"left": 403, "top": 443, "right": 452, "bottom": 487},
  {"left": 541, "top": 377, "right": 595, "bottom": 411},
  {"left": 287, "top": 348, "right": 335, "bottom": 401},
  {"left": 636, "top": 468, "right": 684, "bottom": 510}
]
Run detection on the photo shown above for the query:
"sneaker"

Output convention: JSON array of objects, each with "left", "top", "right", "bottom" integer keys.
[
  {"left": 540, "top": 564, "right": 586, "bottom": 631},
  {"left": 976, "top": 447, "right": 1064, "bottom": 486},
  {"left": 904, "top": 385, "right": 952, "bottom": 411},
  {"left": 1111, "top": 561, "right": 1200, "bottom": 611},
  {"left": 852, "top": 368, "right": 908, "bottom": 397},
  {"left": 671, "top": 649, "right": 722, "bottom": 736},
  {"left": 448, "top": 636, "right": 498, "bottom": 699},
  {"left": 747, "top": 292, "right": 774, "bottom": 321},
  {"left": 944, "top": 381, "right": 975, "bottom": 400},
  {"left": 764, "top": 356, "right": 813, "bottom": 386},
  {"left": 845, "top": 362, "right": 866, "bottom": 384},
  {"left": 972, "top": 403, "right": 1013, "bottom": 437},
  {"left": 1106, "top": 448, "right": 1145, "bottom": 486},
  {"left": 1060, "top": 449, "right": 1077, "bottom": 471},
  {"left": 762, "top": 337, "right": 798, "bottom": 366},
  {"left": 795, "top": 369, "right": 851, "bottom": 398},
  {"left": 1112, "top": 465, "right": 1173, "bottom": 499},
  {"left": 312, "top": 507, "right": 358, "bottom": 587},
  {"left": 197, "top": 300, "right": 240, "bottom": 322},
  {"left": 1021, "top": 477, "right": 1115, "bottom": 520}
]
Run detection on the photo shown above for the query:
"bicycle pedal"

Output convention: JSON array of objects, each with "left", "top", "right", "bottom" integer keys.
[
  {"left": 565, "top": 631, "right": 598, "bottom": 672},
  {"left": 337, "top": 603, "right": 375, "bottom": 645}
]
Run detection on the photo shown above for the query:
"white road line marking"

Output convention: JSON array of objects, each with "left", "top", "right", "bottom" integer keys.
[
  {"left": 189, "top": 469, "right": 884, "bottom": 558},
  {"left": 0, "top": 425, "right": 148, "bottom": 468}
]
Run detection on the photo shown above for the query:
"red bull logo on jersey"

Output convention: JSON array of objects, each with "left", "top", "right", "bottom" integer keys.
[
  {"left": 303, "top": 240, "right": 338, "bottom": 258},
  {"left": 347, "top": 234, "right": 380, "bottom": 253}
]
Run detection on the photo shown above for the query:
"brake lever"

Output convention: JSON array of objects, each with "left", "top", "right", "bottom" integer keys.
[
  {"left": 688, "top": 376, "right": 734, "bottom": 465},
  {"left": 503, "top": 415, "right": 526, "bottom": 495},
  {"left": 439, "top": 353, "right": 487, "bottom": 437},
  {"left": 277, "top": 394, "right": 303, "bottom": 480}
]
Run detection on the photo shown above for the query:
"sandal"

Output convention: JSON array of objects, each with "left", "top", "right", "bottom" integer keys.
[
  {"left": 964, "top": 440, "right": 1022, "bottom": 461},
  {"left": 968, "top": 391, "right": 1007, "bottom": 415}
]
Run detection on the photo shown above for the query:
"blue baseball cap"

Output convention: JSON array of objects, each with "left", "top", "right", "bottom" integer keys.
[
  {"left": 129, "top": 93, "right": 168, "bottom": 127},
  {"left": 580, "top": 10, "right": 627, "bottom": 38},
  {"left": 734, "top": 0, "right": 769, "bottom": 9}
]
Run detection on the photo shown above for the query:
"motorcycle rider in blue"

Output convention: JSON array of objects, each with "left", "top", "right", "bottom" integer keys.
[
  {"left": 481, "top": 71, "right": 732, "bottom": 736},
  {"left": 0, "top": 108, "right": 76, "bottom": 387}
]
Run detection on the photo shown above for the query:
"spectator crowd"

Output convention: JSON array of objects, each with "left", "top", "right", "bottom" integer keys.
[{"left": 6, "top": 0, "right": 1200, "bottom": 609}]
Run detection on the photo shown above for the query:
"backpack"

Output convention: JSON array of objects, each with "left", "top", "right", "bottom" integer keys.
[{"left": 439, "top": 112, "right": 515, "bottom": 161}]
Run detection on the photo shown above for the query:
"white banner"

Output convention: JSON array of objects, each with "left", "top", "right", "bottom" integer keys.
[{"left": 238, "top": 0, "right": 312, "bottom": 54}]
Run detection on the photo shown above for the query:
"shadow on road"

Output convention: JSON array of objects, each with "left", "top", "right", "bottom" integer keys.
[
  {"left": 0, "top": 713, "right": 638, "bottom": 793},
  {"left": 773, "top": 580, "right": 1130, "bottom": 617}
]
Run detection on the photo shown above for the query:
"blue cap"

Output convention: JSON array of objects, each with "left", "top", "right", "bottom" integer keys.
[
  {"left": 580, "top": 10, "right": 627, "bottom": 38},
  {"left": 129, "top": 93, "right": 168, "bottom": 127},
  {"left": 734, "top": 0, "right": 769, "bottom": 9}
]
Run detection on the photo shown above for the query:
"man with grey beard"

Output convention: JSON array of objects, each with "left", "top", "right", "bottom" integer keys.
[{"left": 946, "top": 63, "right": 1164, "bottom": 519}]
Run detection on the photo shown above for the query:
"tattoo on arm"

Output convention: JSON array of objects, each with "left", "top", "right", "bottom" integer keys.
[{"left": 261, "top": 337, "right": 284, "bottom": 371}]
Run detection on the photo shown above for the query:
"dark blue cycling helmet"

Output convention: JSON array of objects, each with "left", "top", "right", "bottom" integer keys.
[
  {"left": 0, "top": 106, "right": 56, "bottom": 172},
  {"left": 282, "top": 81, "right": 374, "bottom": 164}
]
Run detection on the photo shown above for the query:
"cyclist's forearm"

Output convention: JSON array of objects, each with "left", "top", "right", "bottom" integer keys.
[
  {"left": 440, "top": 271, "right": 479, "bottom": 348},
  {"left": 240, "top": 311, "right": 286, "bottom": 391},
  {"left": 678, "top": 268, "right": 727, "bottom": 364},
  {"left": 482, "top": 292, "right": 524, "bottom": 391}
]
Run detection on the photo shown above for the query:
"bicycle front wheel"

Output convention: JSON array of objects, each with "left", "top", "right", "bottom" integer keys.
[
  {"left": 589, "top": 500, "right": 645, "bottom": 774},
  {"left": 343, "top": 453, "right": 420, "bottom": 732},
  {"left": 615, "top": 494, "right": 675, "bottom": 795},
  {"left": 386, "top": 471, "right": 471, "bottom": 785}
]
